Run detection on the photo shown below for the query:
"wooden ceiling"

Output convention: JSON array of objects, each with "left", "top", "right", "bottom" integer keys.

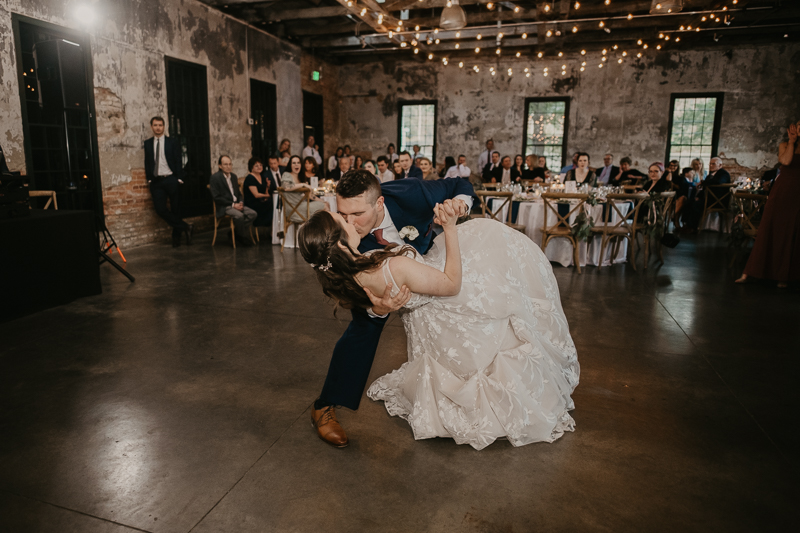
[{"left": 205, "top": 1, "right": 800, "bottom": 62}]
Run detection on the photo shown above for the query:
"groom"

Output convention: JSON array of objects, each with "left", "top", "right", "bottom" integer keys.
[{"left": 312, "top": 170, "right": 475, "bottom": 447}]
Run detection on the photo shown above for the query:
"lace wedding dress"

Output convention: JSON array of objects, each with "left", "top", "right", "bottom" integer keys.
[{"left": 367, "top": 218, "right": 580, "bottom": 450}]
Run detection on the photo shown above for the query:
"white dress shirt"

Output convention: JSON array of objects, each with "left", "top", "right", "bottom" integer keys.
[
  {"left": 153, "top": 135, "right": 173, "bottom": 177},
  {"left": 302, "top": 146, "right": 323, "bottom": 165},
  {"left": 477, "top": 150, "right": 491, "bottom": 173},
  {"left": 377, "top": 169, "right": 394, "bottom": 183},
  {"left": 266, "top": 167, "right": 281, "bottom": 189},
  {"left": 224, "top": 173, "right": 237, "bottom": 207},
  {"left": 444, "top": 164, "right": 471, "bottom": 179},
  {"left": 373, "top": 209, "right": 404, "bottom": 246},
  {"left": 388, "top": 153, "right": 399, "bottom": 162},
  {"left": 501, "top": 168, "right": 511, "bottom": 185},
  {"left": 327, "top": 155, "right": 338, "bottom": 172}
]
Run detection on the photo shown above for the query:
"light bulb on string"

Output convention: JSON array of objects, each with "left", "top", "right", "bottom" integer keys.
[
  {"left": 360, "top": 8, "right": 367, "bottom": 16},
  {"left": 643, "top": 44, "right": 648, "bottom": 49},
  {"left": 581, "top": 49, "right": 586, "bottom": 55},
  {"left": 455, "top": 43, "right": 460, "bottom": 49},
  {"left": 659, "top": 33, "right": 664, "bottom": 38},
  {"left": 613, "top": 44, "right": 618, "bottom": 49},
  {"left": 516, "top": 51, "right": 521, "bottom": 57},
  {"left": 622, "top": 51, "right": 627, "bottom": 56},
  {"left": 656, "top": 44, "right": 661, "bottom": 49},
  {"left": 637, "top": 39, "right": 642, "bottom": 45},
  {"left": 496, "top": 48, "right": 501, "bottom": 55},
  {"left": 602, "top": 49, "right": 607, "bottom": 54},
  {"left": 428, "top": 53, "right": 433, "bottom": 60},
  {"left": 627, "top": 14, "right": 633, "bottom": 20},
  {"left": 435, "top": 39, "right": 440, "bottom": 44},
  {"left": 546, "top": 30, "right": 552, "bottom": 37},
  {"left": 558, "top": 51, "right": 563, "bottom": 57},
  {"left": 599, "top": 21, "right": 605, "bottom": 28},
  {"left": 415, "top": 25, "right": 420, "bottom": 31},
  {"left": 459, "top": 61, "right": 464, "bottom": 68},
  {"left": 434, "top": 28, "right": 439, "bottom": 34},
  {"left": 572, "top": 26, "right": 578, "bottom": 33},
  {"left": 537, "top": 51, "right": 543, "bottom": 58},
  {"left": 701, "top": 16, "right": 707, "bottom": 21},
  {"left": 522, "top": 33, "right": 527, "bottom": 39},
  {"left": 475, "top": 47, "right": 481, "bottom": 53},
  {"left": 477, "top": 34, "right": 482, "bottom": 40},
  {"left": 455, "top": 31, "right": 461, "bottom": 38},
  {"left": 675, "top": 37, "right": 680, "bottom": 42},
  {"left": 400, "top": 41, "right": 407, "bottom": 47},
  {"left": 414, "top": 48, "right": 419, "bottom": 54},
  {"left": 637, "top": 52, "right": 642, "bottom": 58},
  {"left": 574, "top": 2, "right": 580, "bottom": 8},
  {"left": 618, "top": 58, "right": 623, "bottom": 63},
  {"left": 389, "top": 31, "right": 393, "bottom": 38}
]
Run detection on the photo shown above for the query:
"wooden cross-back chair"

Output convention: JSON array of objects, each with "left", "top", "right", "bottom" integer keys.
[
  {"left": 28, "top": 190, "right": 58, "bottom": 210},
  {"left": 473, "top": 191, "right": 526, "bottom": 233},
  {"left": 541, "top": 192, "right": 588, "bottom": 273},
  {"left": 208, "top": 184, "right": 237, "bottom": 248},
  {"left": 630, "top": 191, "right": 675, "bottom": 269},
  {"left": 238, "top": 177, "right": 260, "bottom": 243},
  {"left": 701, "top": 183, "right": 735, "bottom": 232},
  {"left": 730, "top": 190, "right": 769, "bottom": 266},
  {"left": 277, "top": 187, "right": 312, "bottom": 252},
  {"left": 591, "top": 192, "right": 648, "bottom": 271}
]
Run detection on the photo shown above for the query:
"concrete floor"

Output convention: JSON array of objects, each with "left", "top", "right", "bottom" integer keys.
[{"left": 1, "top": 229, "right": 798, "bottom": 532}]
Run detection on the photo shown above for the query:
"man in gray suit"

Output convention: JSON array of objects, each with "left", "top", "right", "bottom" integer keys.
[{"left": 209, "top": 155, "right": 257, "bottom": 246}]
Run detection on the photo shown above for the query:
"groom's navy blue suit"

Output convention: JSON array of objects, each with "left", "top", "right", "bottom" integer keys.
[{"left": 319, "top": 177, "right": 475, "bottom": 410}]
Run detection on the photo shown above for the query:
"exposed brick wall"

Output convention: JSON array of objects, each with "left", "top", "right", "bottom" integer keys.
[{"left": 103, "top": 168, "right": 214, "bottom": 248}]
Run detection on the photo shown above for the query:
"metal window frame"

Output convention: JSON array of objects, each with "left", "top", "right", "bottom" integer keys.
[
  {"left": 397, "top": 100, "right": 438, "bottom": 166},
  {"left": 12, "top": 14, "right": 103, "bottom": 216},
  {"left": 665, "top": 92, "right": 725, "bottom": 164},
  {"left": 522, "top": 96, "right": 571, "bottom": 169}
]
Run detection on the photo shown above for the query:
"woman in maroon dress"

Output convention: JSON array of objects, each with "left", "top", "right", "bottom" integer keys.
[{"left": 737, "top": 121, "right": 800, "bottom": 288}]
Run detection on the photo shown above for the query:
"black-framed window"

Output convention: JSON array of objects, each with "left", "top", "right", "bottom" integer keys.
[
  {"left": 13, "top": 16, "right": 102, "bottom": 214},
  {"left": 522, "top": 97, "right": 570, "bottom": 169},
  {"left": 666, "top": 93, "right": 724, "bottom": 170},
  {"left": 165, "top": 57, "right": 211, "bottom": 217},
  {"left": 398, "top": 101, "right": 437, "bottom": 164}
]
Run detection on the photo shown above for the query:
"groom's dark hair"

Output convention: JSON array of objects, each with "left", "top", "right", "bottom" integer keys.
[{"left": 336, "top": 169, "right": 382, "bottom": 204}]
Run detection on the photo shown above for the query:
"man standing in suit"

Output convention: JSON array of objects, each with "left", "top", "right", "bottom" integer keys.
[
  {"left": 209, "top": 155, "right": 257, "bottom": 246},
  {"left": 144, "top": 116, "right": 192, "bottom": 247},
  {"left": 477, "top": 139, "right": 494, "bottom": 172},
  {"left": 310, "top": 170, "right": 475, "bottom": 447},
  {"left": 482, "top": 151, "right": 500, "bottom": 182},
  {"left": 397, "top": 151, "right": 422, "bottom": 180},
  {"left": 596, "top": 154, "right": 619, "bottom": 186}
]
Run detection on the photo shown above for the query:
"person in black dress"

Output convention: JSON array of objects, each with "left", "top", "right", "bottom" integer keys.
[
  {"left": 243, "top": 157, "right": 274, "bottom": 229},
  {"left": 610, "top": 156, "right": 647, "bottom": 187}
]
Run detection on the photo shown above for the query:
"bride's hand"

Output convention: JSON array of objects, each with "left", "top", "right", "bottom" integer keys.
[
  {"left": 789, "top": 123, "right": 798, "bottom": 143},
  {"left": 433, "top": 202, "right": 458, "bottom": 228}
]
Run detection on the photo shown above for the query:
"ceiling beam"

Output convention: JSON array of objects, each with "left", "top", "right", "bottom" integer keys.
[{"left": 261, "top": 6, "right": 350, "bottom": 22}]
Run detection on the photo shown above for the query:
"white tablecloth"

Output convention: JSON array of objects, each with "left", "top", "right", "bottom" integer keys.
[
  {"left": 488, "top": 198, "right": 631, "bottom": 267},
  {"left": 271, "top": 193, "right": 337, "bottom": 248}
]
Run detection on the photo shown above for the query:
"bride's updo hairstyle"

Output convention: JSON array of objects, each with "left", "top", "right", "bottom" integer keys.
[{"left": 298, "top": 209, "right": 413, "bottom": 310}]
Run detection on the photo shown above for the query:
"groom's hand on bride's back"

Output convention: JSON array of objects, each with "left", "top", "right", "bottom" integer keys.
[{"left": 365, "top": 283, "right": 411, "bottom": 316}]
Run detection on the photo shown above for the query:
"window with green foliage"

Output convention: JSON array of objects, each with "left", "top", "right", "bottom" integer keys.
[
  {"left": 398, "top": 101, "right": 437, "bottom": 164},
  {"left": 523, "top": 98, "right": 569, "bottom": 168},
  {"left": 667, "top": 94, "right": 724, "bottom": 170}
]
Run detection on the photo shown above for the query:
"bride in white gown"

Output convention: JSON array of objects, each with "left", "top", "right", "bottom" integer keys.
[{"left": 299, "top": 202, "right": 579, "bottom": 450}]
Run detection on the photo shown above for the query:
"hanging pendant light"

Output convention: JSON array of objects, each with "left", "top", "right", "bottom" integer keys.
[{"left": 440, "top": 0, "right": 467, "bottom": 30}]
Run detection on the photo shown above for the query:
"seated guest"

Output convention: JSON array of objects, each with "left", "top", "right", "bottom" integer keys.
[
  {"left": 387, "top": 143, "right": 398, "bottom": 163},
  {"left": 243, "top": 157, "right": 274, "bottom": 230},
  {"left": 565, "top": 153, "right": 597, "bottom": 187},
  {"left": 397, "top": 151, "right": 423, "bottom": 180},
  {"left": 440, "top": 156, "right": 456, "bottom": 178},
  {"left": 560, "top": 152, "right": 580, "bottom": 174},
  {"left": 645, "top": 162, "right": 672, "bottom": 193},
  {"left": 737, "top": 121, "right": 800, "bottom": 288},
  {"left": 417, "top": 157, "right": 438, "bottom": 181},
  {"left": 363, "top": 160, "right": 377, "bottom": 176},
  {"left": 328, "top": 147, "right": 343, "bottom": 174},
  {"left": 302, "top": 156, "right": 319, "bottom": 184},
  {"left": 210, "top": 155, "right": 257, "bottom": 246},
  {"left": 376, "top": 156, "right": 394, "bottom": 182},
  {"left": 596, "top": 153, "right": 619, "bottom": 186},
  {"left": 538, "top": 155, "right": 551, "bottom": 180},
  {"left": 279, "top": 138, "right": 291, "bottom": 155},
  {"left": 392, "top": 160, "right": 404, "bottom": 180},
  {"left": 672, "top": 167, "right": 694, "bottom": 230},
  {"left": 263, "top": 155, "right": 284, "bottom": 193},
  {"left": 328, "top": 155, "right": 352, "bottom": 182},
  {"left": 691, "top": 158, "right": 706, "bottom": 184},
  {"left": 482, "top": 151, "right": 501, "bottom": 182},
  {"left": 353, "top": 155, "right": 364, "bottom": 171},
  {"left": 663, "top": 160, "right": 681, "bottom": 183},
  {"left": 610, "top": 156, "right": 646, "bottom": 186},
  {"left": 302, "top": 135, "right": 322, "bottom": 166},
  {"left": 496, "top": 155, "right": 519, "bottom": 185},
  {"left": 523, "top": 155, "right": 546, "bottom": 182},
  {"left": 279, "top": 150, "right": 290, "bottom": 167},
  {"left": 684, "top": 156, "right": 732, "bottom": 231},
  {"left": 444, "top": 154, "right": 471, "bottom": 179},
  {"left": 412, "top": 144, "right": 421, "bottom": 163},
  {"left": 280, "top": 155, "right": 327, "bottom": 222},
  {"left": 513, "top": 155, "right": 526, "bottom": 182}
]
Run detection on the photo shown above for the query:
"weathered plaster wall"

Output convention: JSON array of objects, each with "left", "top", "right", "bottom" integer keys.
[
  {"left": 336, "top": 43, "right": 800, "bottom": 175},
  {"left": 301, "top": 52, "right": 342, "bottom": 165},
  {"left": 0, "top": 0, "right": 303, "bottom": 247}
]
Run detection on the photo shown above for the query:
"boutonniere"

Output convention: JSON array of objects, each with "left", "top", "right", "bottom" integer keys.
[{"left": 398, "top": 225, "right": 420, "bottom": 241}]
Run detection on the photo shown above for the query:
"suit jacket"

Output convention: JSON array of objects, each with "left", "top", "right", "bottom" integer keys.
[
  {"left": 209, "top": 171, "right": 243, "bottom": 218},
  {"left": 357, "top": 177, "right": 475, "bottom": 255},
  {"left": 482, "top": 162, "right": 500, "bottom": 182},
  {"left": 400, "top": 165, "right": 423, "bottom": 180},
  {"left": 144, "top": 136, "right": 182, "bottom": 182},
  {"left": 262, "top": 167, "right": 283, "bottom": 194},
  {"left": 596, "top": 165, "right": 620, "bottom": 185},
  {"left": 704, "top": 168, "right": 731, "bottom": 186}
]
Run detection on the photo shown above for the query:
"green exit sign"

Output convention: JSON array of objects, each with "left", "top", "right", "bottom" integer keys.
[{"left": 312, "top": 71, "right": 320, "bottom": 81}]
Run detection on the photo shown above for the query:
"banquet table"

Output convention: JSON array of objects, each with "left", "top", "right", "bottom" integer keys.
[
  {"left": 487, "top": 197, "right": 632, "bottom": 267},
  {"left": 271, "top": 193, "right": 338, "bottom": 248}
]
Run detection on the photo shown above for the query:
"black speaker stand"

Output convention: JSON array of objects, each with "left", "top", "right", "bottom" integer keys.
[{"left": 98, "top": 222, "right": 135, "bottom": 282}]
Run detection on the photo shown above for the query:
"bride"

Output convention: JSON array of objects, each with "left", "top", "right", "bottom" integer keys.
[{"left": 298, "top": 203, "right": 579, "bottom": 450}]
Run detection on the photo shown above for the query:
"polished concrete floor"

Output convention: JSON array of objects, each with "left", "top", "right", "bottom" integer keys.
[{"left": 1, "top": 229, "right": 798, "bottom": 532}]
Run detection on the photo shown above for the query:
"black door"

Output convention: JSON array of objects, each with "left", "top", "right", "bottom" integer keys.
[
  {"left": 165, "top": 57, "right": 211, "bottom": 217},
  {"left": 15, "top": 19, "right": 101, "bottom": 214},
  {"left": 250, "top": 79, "right": 277, "bottom": 161},
  {"left": 302, "top": 90, "right": 324, "bottom": 165}
]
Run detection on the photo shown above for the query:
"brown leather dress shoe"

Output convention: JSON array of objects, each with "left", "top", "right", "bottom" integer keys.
[{"left": 311, "top": 406, "right": 348, "bottom": 448}]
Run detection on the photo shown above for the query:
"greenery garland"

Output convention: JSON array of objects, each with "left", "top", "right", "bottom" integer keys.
[
  {"left": 639, "top": 191, "right": 667, "bottom": 241},
  {"left": 728, "top": 188, "right": 767, "bottom": 250},
  {"left": 570, "top": 192, "right": 598, "bottom": 242}
]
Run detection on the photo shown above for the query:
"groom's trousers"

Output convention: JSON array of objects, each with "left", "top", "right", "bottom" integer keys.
[{"left": 318, "top": 307, "right": 389, "bottom": 410}]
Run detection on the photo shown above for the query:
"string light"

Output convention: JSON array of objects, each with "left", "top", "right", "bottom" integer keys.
[
  {"left": 675, "top": 37, "right": 680, "bottom": 41},
  {"left": 627, "top": 14, "right": 633, "bottom": 20},
  {"left": 522, "top": 33, "right": 527, "bottom": 39},
  {"left": 360, "top": 8, "right": 367, "bottom": 16},
  {"left": 637, "top": 39, "right": 642, "bottom": 45},
  {"left": 435, "top": 38, "right": 440, "bottom": 44},
  {"left": 428, "top": 53, "right": 433, "bottom": 59},
  {"left": 599, "top": 21, "right": 605, "bottom": 28},
  {"left": 487, "top": 2, "right": 494, "bottom": 9},
  {"left": 537, "top": 51, "right": 543, "bottom": 58},
  {"left": 400, "top": 41, "right": 407, "bottom": 47},
  {"left": 477, "top": 34, "right": 482, "bottom": 40},
  {"left": 558, "top": 51, "right": 563, "bottom": 57},
  {"left": 475, "top": 47, "right": 481, "bottom": 53},
  {"left": 656, "top": 44, "right": 662, "bottom": 49},
  {"left": 455, "top": 31, "right": 460, "bottom": 38},
  {"left": 622, "top": 51, "right": 627, "bottom": 56},
  {"left": 455, "top": 43, "right": 460, "bottom": 49},
  {"left": 378, "top": 14, "right": 383, "bottom": 24},
  {"left": 459, "top": 61, "right": 463, "bottom": 67},
  {"left": 526, "top": 72, "right": 531, "bottom": 77},
  {"left": 516, "top": 51, "right": 521, "bottom": 57},
  {"left": 605, "top": 0, "right": 610, "bottom": 4},
  {"left": 574, "top": 2, "right": 580, "bottom": 8},
  {"left": 618, "top": 58, "right": 623, "bottom": 63},
  {"left": 613, "top": 44, "right": 618, "bottom": 49},
  {"left": 434, "top": 28, "right": 439, "bottom": 34},
  {"left": 414, "top": 48, "right": 419, "bottom": 54},
  {"left": 643, "top": 44, "right": 648, "bottom": 49},
  {"left": 515, "top": 6, "right": 520, "bottom": 13},
  {"left": 544, "top": 4, "right": 551, "bottom": 12},
  {"left": 498, "top": 32, "right": 504, "bottom": 39},
  {"left": 701, "top": 17, "right": 707, "bottom": 22},
  {"left": 599, "top": 63, "right": 604, "bottom": 68},
  {"left": 496, "top": 48, "right": 501, "bottom": 54},
  {"left": 572, "top": 26, "right": 578, "bottom": 33},
  {"left": 581, "top": 49, "right": 586, "bottom": 55},
  {"left": 389, "top": 31, "right": 393, "bottom": 38},
  {"left": 665, "top": 35, "right": 670, "bottom": 40},
  {"left": 602, "top": 49, "right": 607, "bottom": 54},
  {"left": 546, "top": 30, "right": 552, "bottom": 37}
]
